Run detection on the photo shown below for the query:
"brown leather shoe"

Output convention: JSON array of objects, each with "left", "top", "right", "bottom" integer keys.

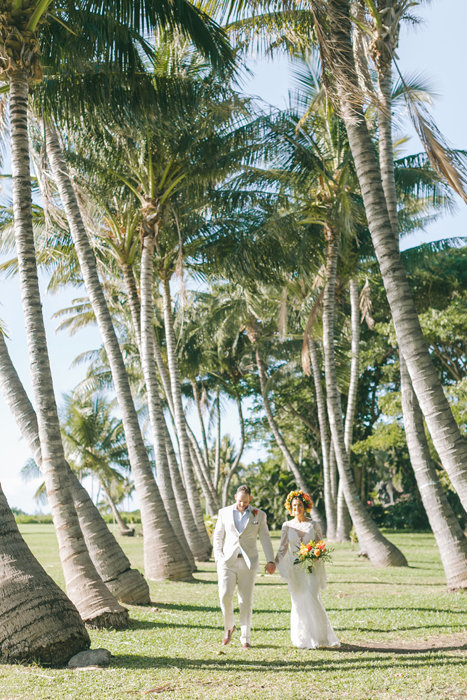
[
  {"left": 241, "top": 642, "right": 251, "bottom": 649},
  {"left": 222, "top": 625, "right": 236, "bottom": 645}
]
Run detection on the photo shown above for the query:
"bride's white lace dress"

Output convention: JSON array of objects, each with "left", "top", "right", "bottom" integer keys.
[{"left": 275, "top": 519, "right": 340, "bottom": 649}]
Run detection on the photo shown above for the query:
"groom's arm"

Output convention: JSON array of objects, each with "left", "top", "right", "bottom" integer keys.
[{"left": 213, "top": 511, "right": 225, "bottom": 563}]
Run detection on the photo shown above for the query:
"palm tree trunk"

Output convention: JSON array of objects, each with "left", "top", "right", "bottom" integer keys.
[
  {"left": 376, "top": 57, "right": 467, "bottom": 589},
  {"left": 10, "top": 74, "right": 129, "bottom": 627},
  {"left": 0, "top": 331, "right": 150, "bottom": 604},
  {"left": 336, "top": 479, "right": 352, "bottom": 542},
  {"left": 0, "top": 483, "right": 90, "bottom": 664},
  {"left": 336, "top": 277, "right": 361, "bottom": 541},
  {"left": 307, "top": 336, "right": 336, "bottom": 539},
  {"left": 214, "top": 389, "right": 222, "bottom": 491},
  {"left": 102, "top": 485, "right": 134, "bottom": 535},
  {"left": 222, "top": 394, "right": 246, "bottom": 507},
  {"left": 256, "top": 350, "right": 328, "bottom": 539},
  {"left": 153, "top": 329, "right": 220, "bottom": 512},
  {"left": 44, "top": 120, "right": 192, "bottom": 581},
  {"left": 139, "top": 232, "right": 196, "bottom": 567},
  {"left": 255, "top": 348, "right": 310, "bottom": 492},
  {"left": 160, "top": 276, "right": 212, "bottom": 559},
  {"left": 192, "top": 380, "right": 211, "bottom": 478},
  {"left": 400, "top": 357, "right": 467, "bottom": 589},
  {"left": 121, "top": 261, "right": 207, "bottom": 560},
  {"left": 322, "top": 224, "right": 406, "bottom": 566},
  {"left": 324, "top": 0, "right": 467, "bottom": 509}
]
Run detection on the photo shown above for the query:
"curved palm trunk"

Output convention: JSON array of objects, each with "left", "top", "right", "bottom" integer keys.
[
  {"left": 222, "top": 395, "right": 246, "bottom": 507},
  {"left": 325, "top": 0, "right": 467, "bottom": 509},
  {"left": 214, "top": 390, "right": 222, "bottom": 491},
  {"left": 160, "top": 276, "right": 212, "bottom": 559},
  {"left": 44, "top": 121, "right": 192, "bottom": 581},
  {"left": 0, "top": 483, "right": 90, "bottom": 664},
  {"left": 336, "top": 479, "right": 352, "bottom": 541},
  {"left": 140, "top": 233, "right": 196, "bottom": 567},
  {"left": 336, "top": 277, "right": 361, "bottom": 541},
  {"left": 307, "top": 337, "right": 336, "bottom": 539},
  {"left": 122, "top": 263, "right": 204, "bottom": 562},
  {"left": 400, "top": 358, "right": 467, "bottom": 588},
  {"left": 102, "top": 485, "right": 134, "bottom": 535},
  {"left": 192, "top": 380, "right": 212, "bottom": 478},
  {"left": 0, "top": 329, "right": 150, "bottom": 605},
  {"left": 256, "top": 346, "right": 326, "bottom": 532},
  {"left": 376, "top": 57, "right": 467, "bottom": 589},
  {"left": 255, "top": 348, "right": 311, "bottom": 492},
  {"left": 153, "top": 329, "right": 219, "bottom": 512},
  {"left": 322, "top": 226, "right": 406, "bottom": 566},
  {"left": 10, "top": 75, "right": 129, "bottom": 627}
]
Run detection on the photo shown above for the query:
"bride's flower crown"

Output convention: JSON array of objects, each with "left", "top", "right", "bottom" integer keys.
[{"left": 284, "top": 490, "right": 313, "bottom": 515}]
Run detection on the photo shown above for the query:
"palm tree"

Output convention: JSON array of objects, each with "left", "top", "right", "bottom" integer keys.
[
  {"left": 43, "top": 121, "right": 194, "bottom": 580},
  {"left": 3, "top": 0, "right": 231, "bottom": 586},
  {"left": 0, "top": 482, "right": 91, "bottom": 664},
  {"left": 312, "top": 0, "right": 467, "bottom": 509},
  {"left": 363, "top": 0, "right": 467, "bottom": 588},
  {"left": 0, "top": 331, "right": 150, "bottom": 604}
]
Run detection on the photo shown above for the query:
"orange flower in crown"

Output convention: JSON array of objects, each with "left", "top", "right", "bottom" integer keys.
[{"left": 284, "top": 489, "right": 313, "bottom": 515}]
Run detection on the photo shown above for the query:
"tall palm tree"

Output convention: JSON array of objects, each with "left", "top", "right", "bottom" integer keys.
[
  {"left": 0, "top": 331, "right": 150, "bottom": 604},
  {"left": 363, "top": 0, "right": 467, "bottom": 588},
  {"left": 312, "top": 0, "right": 467, "bottom": 509},
  {"left": 44, "top": 122, "right": 194, "bottom": 579}
]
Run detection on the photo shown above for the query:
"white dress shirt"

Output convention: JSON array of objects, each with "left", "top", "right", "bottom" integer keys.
[{"left": 233, "top": 505, "right": 251, "bottom": 534}]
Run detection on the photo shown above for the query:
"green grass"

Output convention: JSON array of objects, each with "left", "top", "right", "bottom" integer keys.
[{"left": 1, "top": 527, "right": 465, "bottom": 699}]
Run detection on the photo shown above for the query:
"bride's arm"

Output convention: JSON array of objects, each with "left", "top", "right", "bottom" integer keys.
[{"left": 274, "top": 522, "right": 289, "bottom": 564}]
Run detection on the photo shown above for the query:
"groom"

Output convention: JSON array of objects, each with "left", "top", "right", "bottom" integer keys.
[{"left": 213, "top": 484, "right": 276, "bottom": 648}]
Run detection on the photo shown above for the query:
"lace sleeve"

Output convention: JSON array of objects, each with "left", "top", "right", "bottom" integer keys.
[
  {"left": 312, "top": 521, "right": 324, "bottom": 541},
  {"left": 274, "top": 522, "right": 289, "bottom": 564}
]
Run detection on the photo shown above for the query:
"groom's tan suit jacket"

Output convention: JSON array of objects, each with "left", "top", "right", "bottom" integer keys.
[{"left": 213, "top": 504, "right": 274, "bottom": 571}]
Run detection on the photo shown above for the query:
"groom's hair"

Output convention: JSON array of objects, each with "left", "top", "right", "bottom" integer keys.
[{"left": 236, "top": 484, "right": 251, "bottom": 496}]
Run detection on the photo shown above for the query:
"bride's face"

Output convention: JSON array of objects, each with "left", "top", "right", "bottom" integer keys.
[{"left": 291, "top": 498, "right": 305, "bottom": 520}]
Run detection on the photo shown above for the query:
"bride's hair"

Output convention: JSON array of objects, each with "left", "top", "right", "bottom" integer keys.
[{"left": 284, "top": 490, "right": 313, "bottom": 515}]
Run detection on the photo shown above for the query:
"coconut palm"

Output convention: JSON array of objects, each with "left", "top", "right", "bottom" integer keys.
[
  {"left": 0, "top": 331, "right": 150, "bottom": 604},
  {"left": 362, "top": 0, "right": 467, "bottom": 588},
  {"left": 310, "top": 0, "right": 467, "bottom": 509},
  {"left": 2, "top": 0, "right": 233, "bottom": 586}
]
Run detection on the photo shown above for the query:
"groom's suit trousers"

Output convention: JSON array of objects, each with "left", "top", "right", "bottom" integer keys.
[{"left": 217, "top": 556, "right": 256, "bottom": 644}]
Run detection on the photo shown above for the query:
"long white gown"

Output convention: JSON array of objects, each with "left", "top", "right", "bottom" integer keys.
[{"left": 275, "top": 519, "right": 340, "bottom": 649}]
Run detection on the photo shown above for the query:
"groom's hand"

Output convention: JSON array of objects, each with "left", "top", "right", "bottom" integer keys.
[{"left": 265, "top": 561, "right": 276, "bottom": 574}]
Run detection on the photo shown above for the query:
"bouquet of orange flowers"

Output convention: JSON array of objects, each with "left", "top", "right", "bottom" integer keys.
[{"left": 294, "top": 539, "right": 333, "bottom": 573}]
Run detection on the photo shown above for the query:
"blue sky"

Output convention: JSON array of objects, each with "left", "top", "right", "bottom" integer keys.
[{"left": 1, "top": 0, "right": 466, "bottom": 512}]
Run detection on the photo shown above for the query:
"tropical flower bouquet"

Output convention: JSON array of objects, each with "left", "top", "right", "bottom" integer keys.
[{"left": 294, "top": 539, "right": 333, "bottom": 573}]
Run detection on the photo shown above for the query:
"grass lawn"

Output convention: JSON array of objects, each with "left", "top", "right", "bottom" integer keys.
[{"left": 1, "top": 526, "right": 465, "bottom": 699}]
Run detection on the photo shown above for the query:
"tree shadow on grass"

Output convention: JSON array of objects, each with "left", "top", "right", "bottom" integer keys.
[
  {"left": 113, "top": 651, "right": 466, "bottom": 672},
  {"left": 153, "top": 602, "right": 285, "bottom": 615},
  {"left": 336, "top": 624, "right": 466, "bottom": 633},
  {"left": 331, "top": 580, "right": 443, "bottom": 586},
  {"left": 326, "top": 607, "right": 465, "bottom": 615}
]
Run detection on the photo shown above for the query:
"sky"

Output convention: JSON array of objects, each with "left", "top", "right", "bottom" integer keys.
[{"left": 1, "top": 0, "right": 466, "bottom": 513}]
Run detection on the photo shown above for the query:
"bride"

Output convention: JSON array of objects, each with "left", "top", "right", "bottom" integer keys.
[{"left": 275, "top": 490, "right": 340, "bottom": 649}]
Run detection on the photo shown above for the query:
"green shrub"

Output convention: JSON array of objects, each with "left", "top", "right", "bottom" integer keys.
[{"left": 367, "top": 498, "right": 430, "bottom": 530}]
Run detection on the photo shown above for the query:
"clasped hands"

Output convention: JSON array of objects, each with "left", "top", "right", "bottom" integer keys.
[{"left": 265, "top": 561, "right": 276, "bottom": 575}]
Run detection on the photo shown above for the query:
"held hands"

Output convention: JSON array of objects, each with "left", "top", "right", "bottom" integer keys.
[{"left": 265, "top": 561, "right": 276, "bottom": 575}]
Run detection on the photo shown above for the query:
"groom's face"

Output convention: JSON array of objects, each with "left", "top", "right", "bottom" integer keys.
[{"left": 235, "top": 491, "right": 251, "bottom": 513}]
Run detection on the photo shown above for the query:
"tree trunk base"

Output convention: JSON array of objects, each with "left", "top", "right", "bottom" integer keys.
[
  {"left": 84, "top": 609, "right": 130, "bottom": 630},
  {"left": 104, "top": 568, "right": 150, "bottom": 605},
  {"left": 2, "top": 631, "right": 90, "bottom": 667}
]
